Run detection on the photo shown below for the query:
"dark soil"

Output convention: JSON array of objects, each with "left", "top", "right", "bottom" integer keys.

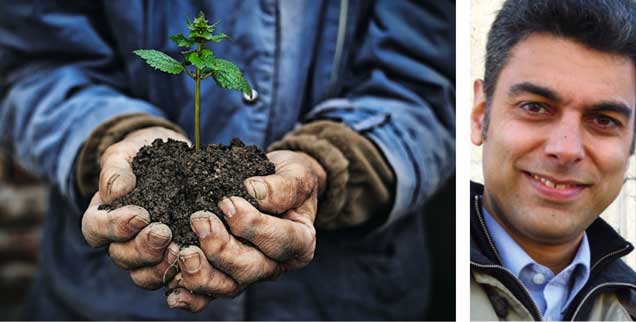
[{"left": 99, "top": 138, "right": 275, "bottom": 246}]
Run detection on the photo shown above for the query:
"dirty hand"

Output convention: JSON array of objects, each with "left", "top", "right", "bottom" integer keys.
[
  {"left": 81, "top": 126, "right": 190, "bottom": 290},
  {"left": 166, "top": 150, "right": 326, "bottom": 312}
]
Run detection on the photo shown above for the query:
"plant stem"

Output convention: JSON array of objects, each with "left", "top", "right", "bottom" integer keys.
[
  {"left": 194, "top": 43, "right": 203, "bottom": 151},
  {"left": 194, "top": 67, "right": 201, "bottom": 151}
]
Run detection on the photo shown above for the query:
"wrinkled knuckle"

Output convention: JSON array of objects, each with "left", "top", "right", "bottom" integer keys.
[
  {"left": 293, "top": 177, "right": 309, "bottom": 206},
  {"left": 204, "top": 275, "right": 236, "bottom": 297},
  {"left": 232, "top": 216, "right": 256, "bottom": 238},
  {"left": 214, "top": 238, "right": 229, "bottom": 255},
  {"left": 204, "top": 235, "right": 229, "bottom": 256},
  {"left": 138, "top": 244, "right": 163, "bottom": 265},
  {"left": 113, "top": 215, "right": 134, "bottom": 238},
  {"left": 234, "top": 264, "right": 259, "bottom": 285},
  {"left": 246, "top": 211, "right": 264, "bottom": 228},
  {"left": 301, "top": 172, "right": 314, "bottom": 193},
  {"left": 255, "top": 261, "right": 278, "bottom": 282}
]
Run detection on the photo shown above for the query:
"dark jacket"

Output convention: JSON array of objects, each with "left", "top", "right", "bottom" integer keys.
[{"left": 471, "top": 182, "right": 636, "bottom": 321}]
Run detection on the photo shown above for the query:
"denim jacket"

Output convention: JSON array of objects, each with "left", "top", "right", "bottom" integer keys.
[{"left": 0, "top": 1, "right": 454, "bottom": 319}]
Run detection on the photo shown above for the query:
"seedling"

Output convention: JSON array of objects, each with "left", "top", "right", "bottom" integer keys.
[{"left": 134, "top": 11, "right": 252, "bottom": 151}]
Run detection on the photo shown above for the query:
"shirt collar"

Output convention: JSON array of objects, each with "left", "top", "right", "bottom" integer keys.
[{"left": 481, "top": 205, "right": 590, "bottom": 285}]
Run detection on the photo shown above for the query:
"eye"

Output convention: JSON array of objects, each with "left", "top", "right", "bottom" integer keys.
[
  {"left": 590, "top": 114, "right": 621, "bottom": 129},
  {"left": 519, "top": 102, "right": 549, "bottom": 114}
]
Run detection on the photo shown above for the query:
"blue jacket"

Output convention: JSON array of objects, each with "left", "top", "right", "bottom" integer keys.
[{"left": 0, "top": 1, "right": 455, "bottom": 319}]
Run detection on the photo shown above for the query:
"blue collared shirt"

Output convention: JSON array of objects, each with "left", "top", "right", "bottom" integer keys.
[{"left": 482, "top": 207, "right": 590, "bottom": 321}]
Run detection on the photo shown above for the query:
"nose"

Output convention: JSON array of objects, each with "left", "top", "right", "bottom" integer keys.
[{"left": 544, "top": 117, "right": 585, "bottom": 165}]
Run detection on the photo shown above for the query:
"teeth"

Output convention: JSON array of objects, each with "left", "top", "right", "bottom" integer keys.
[{"left": 531, "top": 174, "right": 574, "bottom": 190}]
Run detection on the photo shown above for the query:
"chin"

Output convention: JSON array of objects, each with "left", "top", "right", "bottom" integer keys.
[{"left": 522, "top": 223, "right": 585, "bottom": 245}]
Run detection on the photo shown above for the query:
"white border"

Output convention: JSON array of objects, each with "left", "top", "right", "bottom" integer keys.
[{"left": 456, "top": 1, "right": 471, "bottom": 321}]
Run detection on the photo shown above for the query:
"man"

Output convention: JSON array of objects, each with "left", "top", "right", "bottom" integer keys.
[
  {"left": 470, "top": 0, "right": 636, "bottom": 320},
  {"left": 0, "top": 1, "right": 455, "bottom": 320}
]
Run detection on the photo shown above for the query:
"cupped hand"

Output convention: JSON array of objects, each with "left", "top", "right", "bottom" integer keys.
[
  {"left": 166, "top": 150, "right": 326, "bottom": 312},
  {"left": 81, "top": 126, "right": 190, "bottom": 289}
]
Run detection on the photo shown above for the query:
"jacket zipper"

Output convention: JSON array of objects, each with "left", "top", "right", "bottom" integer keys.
[
  {"left": 473, "top": 199, "right": 543, "bottom": 320},
  {"left": 474, "top": 195, "right": 502, "bottom": 264},
  {"left": 590, "top": 244, "right": 631, "bottom": 272},
  {"left": 570, "top": 282, "right": 636, "bottom": 320}
]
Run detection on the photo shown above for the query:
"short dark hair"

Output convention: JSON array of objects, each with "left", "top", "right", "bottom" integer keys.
[{"left": 482, "top": 0, "right": 636, "bottom": 150}]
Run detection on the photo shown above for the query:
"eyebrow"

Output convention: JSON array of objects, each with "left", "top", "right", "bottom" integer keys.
[
  {"left": 509, "top": 82, "right": 634, "bottom": 119},
  {"left": 508, "top": 82, "right": 562, "bottom": 102},
  {"left": 588, "top": 101, "right": 633, "bottom": 120}
]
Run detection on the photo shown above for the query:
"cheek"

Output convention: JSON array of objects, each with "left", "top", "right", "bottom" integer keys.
[
  {"left": 484, "top": 121, "right": 542, "bottom": 166},
  {"left": 590, "top": 141, "right": 631, "bottom": 197}
]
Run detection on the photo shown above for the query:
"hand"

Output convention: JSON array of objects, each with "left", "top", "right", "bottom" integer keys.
[
  {"left": 81, "top": 126, "right": 189, "bottom": 289},
  {"left": 166, "top": 150, "right": 326, "bottom": 312}
]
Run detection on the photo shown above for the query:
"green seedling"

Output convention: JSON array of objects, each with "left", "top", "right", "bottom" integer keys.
[{"left": 134, "top": 11, "right": 252, "bottom": 151}]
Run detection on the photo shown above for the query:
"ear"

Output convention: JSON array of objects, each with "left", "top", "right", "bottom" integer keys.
[{"left": 471, "top": 79, "right": 487, "bottom": 146}]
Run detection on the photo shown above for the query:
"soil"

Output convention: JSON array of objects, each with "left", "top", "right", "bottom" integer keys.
[{"left": 99, "top": 138, "right": 275, "bottom": 246}]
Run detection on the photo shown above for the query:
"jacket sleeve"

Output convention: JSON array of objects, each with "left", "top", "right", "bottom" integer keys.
[
  {"left": 306, "top": 0, "right": 455, "bottom": 228},
  {"left": 0, "top": 2, "right": 168, "bottom": 209}
]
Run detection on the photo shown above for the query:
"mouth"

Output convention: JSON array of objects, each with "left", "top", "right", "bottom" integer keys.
[{"left": 523, "top": 171, "right": 589, "bottom": 202}]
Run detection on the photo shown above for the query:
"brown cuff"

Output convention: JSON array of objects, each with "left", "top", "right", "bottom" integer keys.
[
  {"left": 268, "top": 120, "right": 396, "bottom": 230},
  {"left": 75, "top": 113, "right": 186, "bottom": 197}
]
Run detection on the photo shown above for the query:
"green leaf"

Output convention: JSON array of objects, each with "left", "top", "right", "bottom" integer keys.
[
  {"left": 189, "top": 29, "right": 213, "bottom": 41},
  {"left": 184, "top": 52, "right": 202, "bottom": 68},
  {"left": 185, "top": 49, "right": 215, "bottom": 70},
  {"left": 186, "top": 11, "right": 221, "bottom": 42},
  {"left": 209, "top": 58, "right": 251, "bottom": 95},
  {"left": 200, "top": 49, "right": 215, "bottom": 66},
  {"left": 209, "top": 33, "right": 231, "bottom": 43},
  {"left": 133, "top": 49, "right": 184, "bottom": 74},
  {"left": 191, "top": 11, "right": 213, "bottom": 31},
  {"left": 170, "top": 33, "right": 194, "bottom": 48},
  {"left": 186, "top": 17, "right": 194, "bottom": 31}
]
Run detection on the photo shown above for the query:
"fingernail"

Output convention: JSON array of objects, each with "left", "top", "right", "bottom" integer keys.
[
  {"left": 218, "top": 198, "right": 236, "bottom": 218},
  {"left": 190, "top": 212, "right": 212, "bottom": 238},
  {"left": 106, "top": 174, "right": 120, "bottom": 199},
  {"left": 180, "top": 252, "right": 201, "bottom": 273},
  {"left": 167, "top": 243, "right": 180, "bottom": 261},
  {"left": 247, "top": 179, "right": 267, "bottom": 200},
  {"left": 148, "top": 224, "right": 172, "bottom": 248},
  {"left": 128, "top": 215, "right": 150, "bottom": 231}
]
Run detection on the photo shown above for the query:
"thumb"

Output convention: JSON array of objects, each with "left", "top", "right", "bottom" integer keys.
[
  {"left": 244, "top": 173, "right": 314, "bottom": 214},
  {"left": 99, "top": 153, "right": 136, "bottom": 204}
]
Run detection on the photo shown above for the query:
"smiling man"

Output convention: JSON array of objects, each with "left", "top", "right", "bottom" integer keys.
[{"left": 470, "top": 0, "right": 636, "bottom": 320}]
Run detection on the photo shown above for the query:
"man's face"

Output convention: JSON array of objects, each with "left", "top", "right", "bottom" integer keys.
[{"left": 471, "top": 34, "right": 636, "bottom": 246}]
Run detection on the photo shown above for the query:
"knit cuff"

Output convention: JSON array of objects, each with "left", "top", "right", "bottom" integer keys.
[
  {"left": 268, "top": 120, "right": 395, "bottom": 230},
  {"left": 75, "top": 113, "right": 186, "bottom": 197}
]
